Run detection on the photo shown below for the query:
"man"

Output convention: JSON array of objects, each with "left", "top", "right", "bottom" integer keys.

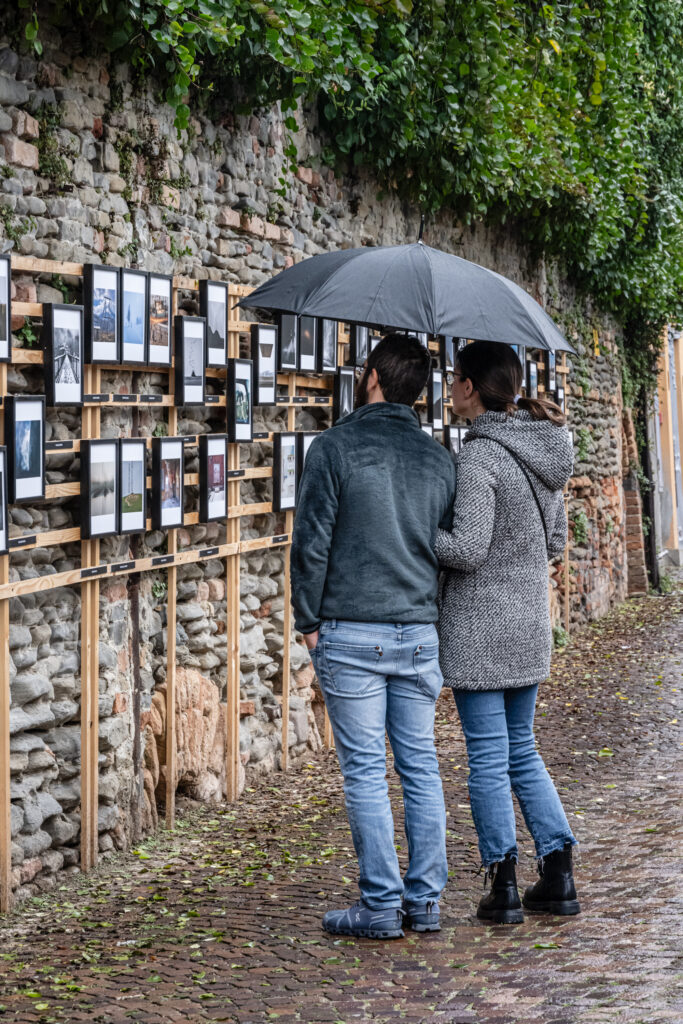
[{"left": 291, "top": 333, "right": 456, "bottom": 939}]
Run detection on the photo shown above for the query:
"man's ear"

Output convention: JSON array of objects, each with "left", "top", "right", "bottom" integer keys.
[{"left": 367, "top": 367, "right": 381, "bottom": 394}]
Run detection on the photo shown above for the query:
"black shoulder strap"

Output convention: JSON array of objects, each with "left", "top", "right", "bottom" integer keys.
[{"left": 475, "top": 434, "right": 549, "bottom": 553}]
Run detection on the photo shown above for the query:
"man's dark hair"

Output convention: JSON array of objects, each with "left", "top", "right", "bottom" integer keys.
[{"left": 367, "top": 333, "right": 432, "bottom": 406}]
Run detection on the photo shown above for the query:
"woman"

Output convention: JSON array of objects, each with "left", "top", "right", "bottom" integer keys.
[{"left": 437, "top": 340, "right": 579, "bottom": 925}]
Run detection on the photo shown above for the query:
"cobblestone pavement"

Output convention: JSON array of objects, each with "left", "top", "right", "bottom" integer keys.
[{"left": 1, "top": 590, "right": 682, "bottom": 1024}]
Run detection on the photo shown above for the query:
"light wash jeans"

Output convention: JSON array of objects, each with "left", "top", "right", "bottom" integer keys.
[
  {"left": 311, "top": 620, "right": 448, "bottom": 910},
  {"left": 453, "top": 684, "right": 577, "bottom": 866}
]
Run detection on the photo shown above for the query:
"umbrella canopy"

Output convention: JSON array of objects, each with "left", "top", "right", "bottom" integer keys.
[{"left": 238, "top": 242, "right": 574, "bottom": 353}]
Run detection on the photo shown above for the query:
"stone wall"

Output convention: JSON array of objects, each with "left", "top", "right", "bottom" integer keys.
[{"left": 0, "top": 22, "right": 635, "bottom": 900}]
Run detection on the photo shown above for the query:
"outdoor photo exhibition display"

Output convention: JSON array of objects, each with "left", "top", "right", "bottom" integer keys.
[
  {"left": 199, "top": 433, "right": 228, "bottom": 523},
  {"left": 278, "top": 313, "right": 298, "bottom": 371},
  {"left": 147, "top": 273, "right": 173, "bottom": 367},
  {"left": 42, "top": 303, "right": 84, "bottom": 407},
  {"left": 546, "top": 350, "right": 556, "bottom": 392},
  {"left": 527, "top": 360, "right": 538, "bottom": 399},
  {"left": 251, "top": 324, "right": 278, "bottom": 406},
  {"left": 152, "top": 437, "right": 184, "bottom": 530},
  {"left": 5, "top": 396, "right": 45, "bottom": 502},
  {"left": 0, "top": 253, "right": 11, "bottom": 362},
  {"left": 120, "top": 268, "right": 148, "bottom": 365},
  {"left": 273, "top": 432, "right": 297, "bottom": 512},
  {"left": 0, "top": 447, "right": 8, "bottom": 556},
  {"left": 429, "top": 369, "right": 444, "bottom": 430},
  {"left": 298, "top": 316, "right": 318, "bottom": 373},
  {"left": 349, "top": 324, "right": 369, "bottom": 367},
  {"left": 174, "top": 316, "right": 206, "bottom": 406},
  {"left": 119, "top": 439, "right": 147, "bottom": 535},
  {"left": 333, "top": 367, "right": 355, "bottom": 423},
  {"left": 440, "top": 336, "right": 455, "bottom": 373},
  {"left": 83, "top": 263, "right": 120, "bottom": 364},
  {"left": 198, "top": 279, "right": 228, "bottom": 368},
  {"left": 296, "top": 431, "right": 317, "bottom": 491},
  {"left": 228, "top": 358, "right": 254, "bottom": 442},
  {"left": 317, "top": 319, "right": 338, "bottom": 373},
  {"left": 81, "top": 439, "right": 119, "bottom": 540}
]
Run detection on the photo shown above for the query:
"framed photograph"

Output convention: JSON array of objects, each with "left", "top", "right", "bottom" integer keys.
[
  {"left": 228, "top": 358, "right": 253, "bottom": 442},
  {"left": 317, "top": 319, "right": 338, "bottom": 373},
  {"left": 527, "top": 360, "right": 538, "bottom": 399},
  {"left": 421, "top": 423, "right": 434, "bottom": 437},
  {"left": 119, "top": 439, "right": 147, "bottom": 535},
  {"left": 120, "top": 269, "right": 148, "bottom": 364},
  {"left": 152, "top": 437, "right": 184, "bottom": 530},
  {"left": 298, "top": 316, "right": 318, "bottom": 373},
  {"left": 81, "top": 439, "right": 119, "bottom": 539},
  {"left": 556, "top": 386, "right": 566, "bottom": 413},
  {"left": 278, "top": 313, "right": 298, "bottom": 371},
  {"left": 42, "top": 303, "right": 84, "bottom": 407},
  {"left": 0, "top": 447, "right": 8, "bottom": 555},
  {"left": 0, "top": 253, "right": 11, "bottom": 363},
  {"left": 296, "top": 431, "right": 317, "bottom": 489},
  {"left": 199, "top": 280, "right": 228, "bottom": 368},
  {"left": 429, "top": 370, "right": 444, "bottom": 430},
  {"left": 273, "top": 432, "right": 297, "bottom": 512},
  {"left": 444, "top": 425, "right": 467, "bottom": 455},
  {"left": 5, "top": 397, "right": 45, "bottom": 502},
  {"left": 417, "top": 332, "right": 429, "bottom": 348},
  {"left": 251, "top": 324, "right": 277, "bottom": 406},
  {"left": 511, "top": 344, "right": 526, "bottom": 368},
  {"left": 349, "top": 325, "right": 369, "bottom": 367},
  {"left": 546, "top": 351, "right": 557, "bottom": 392},
  {"left": 333, "top": 367, "right": 355, "bottom": 423},
  {"left": 440, "top": 336, "right": 455, "bottom": 373},
  {"left": 199, "top": 434, "right": 228, "bottom": 522},
  {"left": 369, "top": 333, "right": 382, "bottom": 353},
  {"left": 83, "top": 264, "right": 119, "bottom": 363},
  {"left": 174, "top": 316, "right": 206, "bottom": 406},
  {"left": 147, "top": 273, "right": 172, "bottom": 366}
]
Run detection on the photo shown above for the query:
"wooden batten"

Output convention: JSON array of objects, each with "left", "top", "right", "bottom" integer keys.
[{"left": 0, "top": 364, "right": 11, "bottom": 911}]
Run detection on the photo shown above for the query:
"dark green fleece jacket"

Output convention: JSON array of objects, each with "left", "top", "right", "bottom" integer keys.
[{"left": 291, "top": 402, "right": 457, "bottom": 634}]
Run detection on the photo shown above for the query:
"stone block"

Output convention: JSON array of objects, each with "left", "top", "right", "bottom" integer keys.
[
  {"left": 1, "top": 134, "right": 38, "bottom": 170},
  {"left": 11, "top": 671, "right": 52, "bottom": 707},
  {"left": 99, "top": 715, "right": 128, "bottom": 751},
  {"left": 12, "top": 110, "right": 39, "bottom": 140},
  {"left": 18, "top": 828, "right": 52, "bottom": 858},
  {"left": 0, "top": 72, "right": 28, "bottom": 106}
]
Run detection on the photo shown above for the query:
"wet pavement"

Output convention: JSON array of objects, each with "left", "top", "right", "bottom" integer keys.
[{"left": 0, "top": 588, "right": 682, "bottom": 1024}]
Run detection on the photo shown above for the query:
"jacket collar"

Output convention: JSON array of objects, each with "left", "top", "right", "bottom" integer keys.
[{"left": 340, "top": 402, "right": 421, "bottom": 428}]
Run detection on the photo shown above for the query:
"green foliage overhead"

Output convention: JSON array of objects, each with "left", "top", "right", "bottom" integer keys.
[{"left": 19, "top": 1, "right": 683, "bottom": 361}]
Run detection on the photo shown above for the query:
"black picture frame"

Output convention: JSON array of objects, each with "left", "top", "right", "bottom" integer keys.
[
  {"left": 198, "top": 279, "right": 228, "bottom": 368},
  {"left": 277, "top": 313, "right": 298, "bottom": 371},
  {"left": 120, "top": 268, "right": 148, "bottom": 365},
  {"left": 348, "top": 325, "right": 369, "bottom": 367},
  {"left": 428, "top": 369, "right": 444, "bottom": 430},
  {"left": 333, "top": 367, "right": 355, "bottom": 423},
  {"left": 228, "top": 358, "right": 253, "bottom": 442},
  {"left": 0, "top": 253, "right": 11, "bottom": 363},
  {"left": 83, "top": 263, "right": 120, "bottom": 364},
  {"left": 0, "top": 446, "right": 8, "bottom": 555},
  {"left": 5, "top": 396, "right": 45, "bottom": 503},
  {"left": 527, "top": 360, "right": 538, "bottom": 399},
  {"left": 556, "top": 386, "right": 566, "bottom": 413},
  {"left": 296, "top": 431, "right": 317, "bottom": 490},
  {"left": 251, "top": 324, "right": 278, "bottom": 406},
  {"left": 273, "top": 432, "right": 297, "bottom": 512},
  {"left": 174, "top": 316, "right": 206, "bottom": 406},
  {"left": 298, "top": 315, "right": 318, "bottom": 373},
  {"left": 81, "top": 438, "right": 119, "bottom": 540},
  {"left": 317, "top": 319, "right": 338, "bottom": 373},
  {"left": 444, "top": 425, "right": 467, "bottom": 456},
  {"left": 147, "top": 273, "right": 173, "bottom": 367},
  {"left": 199, "top": 433, "right": 228, "bottom": 522},
  {"left": 440, "top": 336, "right": 456, "bottom": 373},
  {"left": 42, "top": 303, "right": 84, "bottom": 407},
  {"left": 546, "top": 351, "right": 557, "bottom": 392},
  {"left": 152, "top": 436, "right": 184, "bottom": 530},
  {"left": 119, "top": 438, "right": 147, "bottom": 535}
]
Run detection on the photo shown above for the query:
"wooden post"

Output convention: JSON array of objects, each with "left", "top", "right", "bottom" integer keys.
[
  {"left": 0, "top": 363, "right": 11, "bottom": 911},
  {"left": 164, "top": 405, "right": 178, "bottom": 828},
  {"left": 281, "top": 373, "right": 296, "bottom": 771}
]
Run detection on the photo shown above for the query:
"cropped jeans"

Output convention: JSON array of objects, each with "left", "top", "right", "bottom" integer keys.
[
  {"left": 311, "top": 620, "right": 448, "bottom": 910},
  {"left": 453, "top": 684, "right": 577, "bottom": 867}
]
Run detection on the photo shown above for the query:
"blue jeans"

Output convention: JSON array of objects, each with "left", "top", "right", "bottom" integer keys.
[
  {"left": 454, "top": 684, "right": 577, "bottom": 867},
  {"left": 312, "top": 620, "right": 448, "bottom": 910}
]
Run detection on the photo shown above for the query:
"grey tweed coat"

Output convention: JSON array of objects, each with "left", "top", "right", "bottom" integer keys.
[{"left": 435, "top": 410, "right": 573, "bottom": 691}]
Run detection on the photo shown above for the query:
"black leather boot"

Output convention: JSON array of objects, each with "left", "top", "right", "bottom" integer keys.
[
  {"left": 477, "top": 855, "right": 524, "bottom": 924},
  {"left": 522, "top": 843, "right": 581, "bottom": 916}
]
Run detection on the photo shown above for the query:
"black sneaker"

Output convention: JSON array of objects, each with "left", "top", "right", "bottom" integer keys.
[{"left": 322, "top": 900, "right": 404, "bottom": 939}]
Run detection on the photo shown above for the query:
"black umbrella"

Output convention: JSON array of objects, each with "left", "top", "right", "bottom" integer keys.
[{"left": 238, "top": 242, "right": 574, "bottom": 353}]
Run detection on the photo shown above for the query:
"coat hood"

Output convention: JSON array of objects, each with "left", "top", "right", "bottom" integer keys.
[{"left": 465, "top": 409, "right": 573, "bottom": 492}]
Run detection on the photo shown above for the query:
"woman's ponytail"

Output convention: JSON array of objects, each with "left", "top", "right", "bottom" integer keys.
[
  {"left": 456, "top": 342, "right": 567, "bottom": 426},
  {"left": 516, "top": 395, "right": 566, "bottom": 426}
]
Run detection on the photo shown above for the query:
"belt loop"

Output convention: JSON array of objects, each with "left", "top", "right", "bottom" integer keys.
[{"left": 329, "top": 619, "right": 336, "bottom": 630}]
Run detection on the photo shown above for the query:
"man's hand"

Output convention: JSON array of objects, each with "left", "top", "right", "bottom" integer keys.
[{"left": 303, "top": 630, "right": 319, "bottom": 651}]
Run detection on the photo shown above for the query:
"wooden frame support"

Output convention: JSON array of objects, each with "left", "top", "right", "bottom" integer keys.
[
  {"left": 280, "top": 373, "right": 296, "bottom": 770},
  {"left": 0, "top": 364, "right": 11, "bottom": 911}
]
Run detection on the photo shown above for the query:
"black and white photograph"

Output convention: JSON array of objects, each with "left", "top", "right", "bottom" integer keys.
[
  {"left": 421, "top": 423, "right": 434, "bottom": 437},
  {"left": 147, "top": 273, "right": 172, "bottom": 366},
  {"left": 152, "top": 437, "right": 184, "bottom": 530},
  {"left": 546, "top": 350, "right": 557, "bottom": 392},
  {"left": 84, "top": 263, "right": 119, "bottom": 363},
  {"left": 81, "top": 439, "right": 119, "bottom": 539},
  {"left": 428, "top": 369, "right": 444, "bottom": 430},
  {"left": 199, "top": 280, "right": 228, "bottom": 368},
  {"left": 0, "top": 446, "right": 8, "bottom": 555},
  {"left": 444, "top": 424, "right": 467, "bottom": 456},
  {"left": 120, "top": 269, "right": 147, "bottom": 364},
  {"left": 417, "top": 332, "right": 429, "bottom": 348},
  {"left": 440, "top": 336, "right": 455, "bottom": 373},
  {"left": 511, "top": 343, "right": 526, "bottom": 368},
  {"left": 278, "top": 313, "right": 298, "bottom": 371},
  {"left": 457, "top": 338, "right": 468, "bottom": 353},
  {"left": 370, "top": 333, "right": 382, "bottom": 353},
  {"left": 298, "top": 316, "right": 318, "bottom": 373},
  {"left": 349, "top": 325, "right": 369, "bottom": 367},
  {"left": 119, "top": 439, "right": 146, "bottom": 535},
  {"left": 174, "top": 316, "right": 206, "bottom": 405},
  {"left": 317, "top": 319, "right": 338, "bottom": 373},
  {"left": 527, "top": 360, "right": 538, "bottom": 399},
  {"left": 556, "top": 386, "right": 566, "bottom": 413},
  {"left": 273, "top": 432, "right": 297, "bottom": 512},
  {"left": 251, "top": 324, "right": 277, "bottom": 406},
  {"left": 333, "top": 367, "right": 355, "bottom": 423},
  {"left": 199, "top": 434, "right": 228, "bottom": 522},
  {"left": 5, "top": 396, "right": 45, "bottom": 502},
  {"left": 296, "top": 431, "right": 317, "bottom": 490},
  {"left": 0, "top": 253, "right": 11, "bottom": 363},
  {"left": 228, "top": 358, "right": 253, "bottom": 442},
  {"left": 42, "top": 303, "right": 84, "bottom": 406}
]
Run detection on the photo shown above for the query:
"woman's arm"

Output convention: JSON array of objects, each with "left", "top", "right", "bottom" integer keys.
[
  {"left": 435, "top": 442, "right": 499, "bottom": 572},
  {"left": 547, "top": 495, "right": 568, "bottom": 560}
]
